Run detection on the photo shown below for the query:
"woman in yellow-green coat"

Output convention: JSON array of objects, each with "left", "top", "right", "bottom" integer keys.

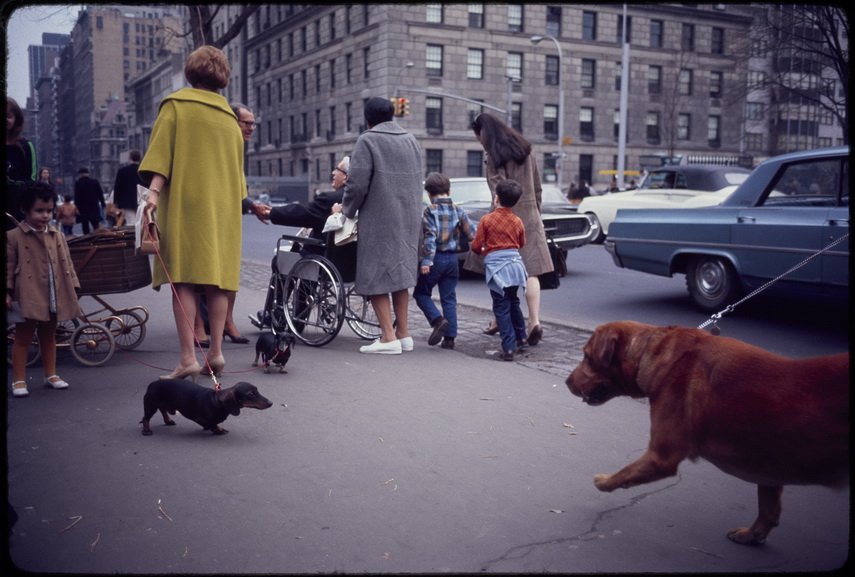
[{"left": 139, "top": 45, "right": 246, "bottom": 382}]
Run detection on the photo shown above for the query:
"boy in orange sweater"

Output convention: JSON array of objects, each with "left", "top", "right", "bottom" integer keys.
[{"left": 470, "top": 179, "right": 528, "bottom": 360}]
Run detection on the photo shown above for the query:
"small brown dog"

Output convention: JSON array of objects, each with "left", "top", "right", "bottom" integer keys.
[{"left": 566, "top": 321, "right": 849, "bottom": 545}]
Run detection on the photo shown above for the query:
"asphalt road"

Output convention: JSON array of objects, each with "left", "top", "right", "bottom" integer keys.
[{"left": 6, "top": 218, "right": 848, "bottom": 573}]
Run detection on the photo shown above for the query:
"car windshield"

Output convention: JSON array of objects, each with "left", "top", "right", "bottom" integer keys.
[{"left": 449, "top": 181, "right": 492, "bottom": 204}]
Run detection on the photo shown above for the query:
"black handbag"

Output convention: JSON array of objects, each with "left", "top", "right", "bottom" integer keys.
[{"left": 538, "top": 236, "right": 566, "bottom": 290}]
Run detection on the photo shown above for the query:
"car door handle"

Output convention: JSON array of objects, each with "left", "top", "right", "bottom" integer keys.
[
  {"left": 737, "top": 216, "right": 756, "bottom": 223},
  {"left": 826, "top": 219, "right": 849, "bottom": 226}
]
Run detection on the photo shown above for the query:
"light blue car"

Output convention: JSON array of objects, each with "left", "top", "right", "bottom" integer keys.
[{"left": 606, "top": 147, "right": 849, "bottom": 311}]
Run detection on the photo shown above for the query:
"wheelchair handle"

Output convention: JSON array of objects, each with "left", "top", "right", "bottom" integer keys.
[{"left": 279, "top": 233, "right": 325, "bottom": 247}]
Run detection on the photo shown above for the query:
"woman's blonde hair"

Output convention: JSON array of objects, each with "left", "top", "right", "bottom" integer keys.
[{"left": 184, "top": 45, "right": 231, "bottom": 91}]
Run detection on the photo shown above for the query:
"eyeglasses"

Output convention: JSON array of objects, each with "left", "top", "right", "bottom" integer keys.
[
  {"left": 333, "top": 167, "right": 348, "bottom": 175},
  {"left": 238, "top": 120, "right": 257, "bottom": 128}
]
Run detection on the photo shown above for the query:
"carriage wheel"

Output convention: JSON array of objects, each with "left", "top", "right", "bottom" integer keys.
[
  {"left": 6, "top": 324, "right": 41, "bottom": 367},
  {"left": 70, "top": 323, "right": 116, "bottom": 367},
  {"left": 283, "top": 256, "right": 345, "bottom": 347},
  {"left": 105, "top": 310, "right": 147, "bottom": 350}
]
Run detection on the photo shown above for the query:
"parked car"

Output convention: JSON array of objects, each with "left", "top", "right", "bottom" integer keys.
[
  {"left": 605, "top": 147, "right": 849, "bottom": 312},
  {"left": 428, "top": 177, "right": 597, "bottom": 260},
  {"left": 577, "top": 164, "right": 752, "bottom": 243}
]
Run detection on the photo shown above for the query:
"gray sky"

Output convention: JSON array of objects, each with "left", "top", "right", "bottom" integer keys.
[{"left": 4, "top": 3, "right": 81, "bottom": 105}]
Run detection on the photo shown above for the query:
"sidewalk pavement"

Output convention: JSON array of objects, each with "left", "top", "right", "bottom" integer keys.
[{"left": 5, "top": 260, "right": 848, "bottom": 574}]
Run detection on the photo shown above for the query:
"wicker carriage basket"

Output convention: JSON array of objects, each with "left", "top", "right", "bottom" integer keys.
[{"left": 67, "top": 227, "right": 152, "bottom": 296}]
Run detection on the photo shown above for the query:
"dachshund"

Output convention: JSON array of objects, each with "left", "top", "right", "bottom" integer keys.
[
  {"left": 141, "top": 380, "right": 272, "bottom": 436},
  {"left": 253, "top": 331, "right": 294, "bottom": 373}
]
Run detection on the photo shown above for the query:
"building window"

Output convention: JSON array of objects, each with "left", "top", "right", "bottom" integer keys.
[
  {"left": 677, "top": 113, "right": 691, "bottom": 140},
  {"left": 544, "top": 104, "right": 558, "bottom": 140},
  {"left": 709, "top": 71, "right": 722, "bottom": 99},
  {"left": 545, "top": 55, "right": 559, "bottom": 86},
  {"left": 426, "top": 149, "right": 443, "bottom": 175},
  {"left": 743, "top": 102, "right": 763, "bottom": 121},
  {"left": 646, "top": 111, "right": 660, "bottom": 144},
  {"left": 682, "top": 23, "right": 695, "bottom": 52},
  {"left": 426, "top": 44, "right": 443, "bottom": 77},
  {"left": 287, "top": 33, "right": 293, "bottom": 58},
  {"left": 744, "top": 132, "right": 764, "bottom": 151},
  {"left": 581, "top": 59, "right": 596, "bottom": 90},
  {"left": 506, "top": 52, "right": 523, "bottom": 81},
  {"left": 468, "top": 4, "right": 484, "bottom": 28},
  {"left": 546, "top": 6, "right": 561, "bottom": 38},
  {"left": 289, "top": 74, "right": 295, "bottom": 100},
  {"left": 649, "top": 20, "right": 663, "bottom": 48},
  {"left": 300, "top": 26, "right": 307, "bottom": 52},
  {"left": 345, "top": 5, "right": 351, "bottom": 35},
  {"left": 467, "top": 49, "right": 484, "bottom": 79},
  {"left": 96, "top": 15, "right": 103, "bottom": 29},
  {"left": 426, "top": 97, "right": 443, "bottom": 134},
  {"left": 616, "top": 14, "right": 631, "bottom": 44},
  {"left": 582, "top": 11, "right": 597, "bottom": 41},
  {"left": 467, "top": 150, "right": 483, "bottom": 177},
  {"left": 315, "top": 64, "right": 321, "bottom": 93},
  {"left": 329, "top": 13, "right": 336, "bottom": 41},
  {"left": 466, "top": 101, "right": 483, "bottom": 127},
  {"left": 346, "top": 53, "right": 352, "bottom": 84},
  {"left": 579, "top": 154, "right": 594, "bottom": 187},
  {"left": 579, "top": 107, "right": 594, "bottom": 141},
  {"left": 301, "top": 69, "right": 307, "bottom": 98},
  {"left": 315, "top": 109, "right": 321, "bottom": 138},
  {"left": 329, "top": 58, "right": 336, "bottom": 91},
  {"left": 315, "top": 19, "right": 321, "bottom": 47},
  {"left": 345, "top": 102, "right": 353, "bottom": 132},
  {"left": 511, "top": 102, "right": 522, "bottom": 133},
  {"left": 508, "top": 5, "right": 523, "bottom": 32},
  {"left": 711, "top": 27, "right": 724, "bottom": 55},
  {"left": 648, "top": 65, "right": 661, "bottom": 94},
  {"left": 708, "top": 115, "right": 721, "bottom": 147},
  {"left": 426, "top": 4, "right": 443, "bottom": 23},
  {"left": 329, "top": 106, "right": 336, "bottom": 137},
  {"left": 363, "top": 47, "right": 370, "bottom": 79},
  {"left": 679, "top": 69, "right": 693, "bottom": 96}
]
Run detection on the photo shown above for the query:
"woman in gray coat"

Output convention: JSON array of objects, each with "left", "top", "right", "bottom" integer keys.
[{"left": 338, "top": 96, "right": 423, "bottom": 355}]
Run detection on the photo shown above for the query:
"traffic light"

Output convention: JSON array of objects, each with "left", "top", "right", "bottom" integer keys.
[
  {"left": 390, "top": 97, "right": 401, "bottom": 116},
  {"left": 400, "top": 97, "right": 410, "bottom": 116}
]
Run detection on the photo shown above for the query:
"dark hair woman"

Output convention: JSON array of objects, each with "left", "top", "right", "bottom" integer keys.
[
  {"left": 6, "top": 96, "right": 38, "bottom": 228},
  {"left": 466, "top": 113, "right": 554, "bottom": 346}
]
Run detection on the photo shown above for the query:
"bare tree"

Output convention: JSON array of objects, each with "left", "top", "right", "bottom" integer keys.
[
  {"left": 176, "top": 5, "right": 260, "bottom": 50},
  {"left": 748, "top": 5, "right": 849, "bottom": 147}
]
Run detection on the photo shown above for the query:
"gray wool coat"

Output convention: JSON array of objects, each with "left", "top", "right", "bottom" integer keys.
[{"left": 342, "top": 121, "right": 423, "bottom": 296}]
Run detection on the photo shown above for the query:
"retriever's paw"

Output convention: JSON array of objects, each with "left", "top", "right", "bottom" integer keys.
[
  {"left": 727, "top": 527, "right": 766, "bottom": 546},
  {"left": 593, "top": 474, "right": 616, "bottom": 492}
]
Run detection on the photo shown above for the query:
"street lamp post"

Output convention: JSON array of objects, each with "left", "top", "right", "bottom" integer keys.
[
  {"left": 530, "top": 35, "right": 565, "bottom": 195},
  {"left": 394, "top": 61, "right": 414, "bottom": 97}
]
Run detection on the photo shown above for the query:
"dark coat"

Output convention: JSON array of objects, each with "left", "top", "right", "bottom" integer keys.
[
  {"left": 74, "top": 175, "right": 106, "bottom": 220},
  {"left": 112, "top": 162, "right": 143, "bottom": 209}
]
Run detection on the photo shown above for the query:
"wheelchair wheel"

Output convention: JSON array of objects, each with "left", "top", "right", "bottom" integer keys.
[
  {"left": 282, "top": 256, "right": 345, "bottom": 346},
  {"left": 6, "top": 324, "right": 41, "bottom": 367},
  {"left": 70, "top": 322, "right": 116, "bottom": 367},
  {"left": 345, "top": 284, "right": 382, "bottom": 340},
  {"left": 104, "top": 310, "right": 147, "bottom": 350}
]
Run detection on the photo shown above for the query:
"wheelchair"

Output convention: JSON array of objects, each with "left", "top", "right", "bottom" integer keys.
[{"left": 252, "top": 234, "right": 381, "bottom": 347}]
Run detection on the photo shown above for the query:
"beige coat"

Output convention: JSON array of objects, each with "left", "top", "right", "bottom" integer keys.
[
  {"left": 465, "top": 154, "right": 554, "bottom": 276},
  {"left": 6, "top": 222, "right": 81, "bottom": 321}
]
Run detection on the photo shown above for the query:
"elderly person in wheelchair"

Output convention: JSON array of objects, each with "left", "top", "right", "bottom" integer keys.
[{"left": 249, "top": 156, "right": 356, "bottom": 329}]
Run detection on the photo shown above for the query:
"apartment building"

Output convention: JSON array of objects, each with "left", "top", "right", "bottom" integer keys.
[{"left": 242, "top": 4, "right": 760, "bottom": 192}]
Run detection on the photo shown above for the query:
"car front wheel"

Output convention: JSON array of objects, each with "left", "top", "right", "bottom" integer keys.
[{"left": 686, "top": 255, "right": 740, "bottom": 312}]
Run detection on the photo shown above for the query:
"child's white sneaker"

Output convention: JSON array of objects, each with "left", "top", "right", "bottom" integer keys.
[{"left": 11, "top": 381, "right": 29, "bottom": 397}]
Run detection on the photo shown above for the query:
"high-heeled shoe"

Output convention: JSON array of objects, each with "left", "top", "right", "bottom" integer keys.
[
  {"left": 160, "top": 362, "right": 202, "bottom": 382},
  {"left": 223, "top": 331, "right": 250, "bottom": 344},
  {"left": 205, "top": 355, "right": 225, "bottom": 377}
]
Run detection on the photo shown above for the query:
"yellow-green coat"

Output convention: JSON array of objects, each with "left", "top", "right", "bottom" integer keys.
[{"left": 139, "top": 87, "right": 246, "bottom": 291}]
